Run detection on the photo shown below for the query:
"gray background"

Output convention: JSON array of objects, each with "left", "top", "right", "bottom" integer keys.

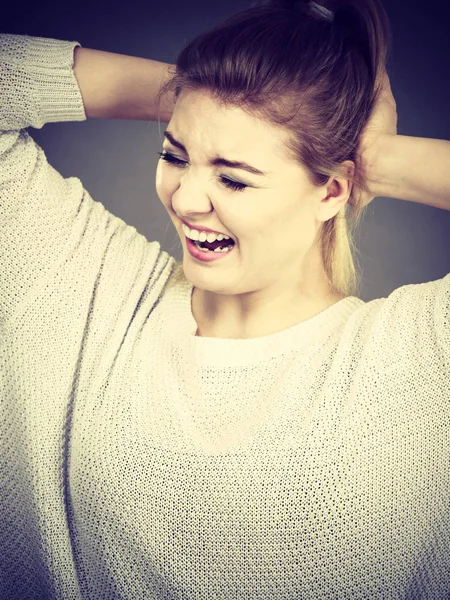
[{"left": 3, "top": 0, "right": 450, "bottom": 301}]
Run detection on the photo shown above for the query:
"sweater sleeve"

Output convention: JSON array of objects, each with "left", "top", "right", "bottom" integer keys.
[
  {"left": 375, "top": 272, "right": 450, "bottom": 380},
  {"left": 0, "top": 33, "right": 86, "bottom": 131},
  {"left": 0, "top": 33, "right": 125, "bottom": 327},
  {"left": 425, "top": 272, "right": 450, "bottom": 361},
  {"left": 435, "top": 273, "right": 450, "bottom": 353}
]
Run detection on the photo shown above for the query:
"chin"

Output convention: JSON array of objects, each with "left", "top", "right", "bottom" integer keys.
[{"left": 182, "top": 262, "right": 230, "bottom": 293}]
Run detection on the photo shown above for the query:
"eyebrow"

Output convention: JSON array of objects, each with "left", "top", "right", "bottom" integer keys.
[{"left": 163, "top": 131, "right": 269, "bottom": 177}]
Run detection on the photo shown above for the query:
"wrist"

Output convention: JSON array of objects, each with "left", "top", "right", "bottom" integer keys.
[
  {"left": 365, "top": 134, "right": 399, "bottom": 199},
  {"left": 364, "top": 134, "right": 450, "bottom": 210}
]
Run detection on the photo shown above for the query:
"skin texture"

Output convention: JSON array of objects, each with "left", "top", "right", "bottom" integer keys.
[
  {"left": 155, "top": 89, "right": 355, "bottom": 339},
  {"left": 353, "top": 70, "right": 398, "bottom": 207}
]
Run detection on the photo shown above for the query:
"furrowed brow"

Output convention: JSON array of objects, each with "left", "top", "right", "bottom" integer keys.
[{"left": 163, "top": 130, "right": 269, "bottom": 176}]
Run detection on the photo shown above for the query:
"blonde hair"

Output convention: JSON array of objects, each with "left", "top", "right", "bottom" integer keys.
[{"left": 157, "top": 0, "right": 392, "bottom": 297}]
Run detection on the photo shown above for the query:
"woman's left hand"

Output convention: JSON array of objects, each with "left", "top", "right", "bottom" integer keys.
[{"left": 350, "top": 70, "right": 398, "bottom": 207}]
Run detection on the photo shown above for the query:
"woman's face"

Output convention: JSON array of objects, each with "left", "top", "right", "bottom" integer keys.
[{"left": 156, "top": 89, "right": 349, "bottom": 298}]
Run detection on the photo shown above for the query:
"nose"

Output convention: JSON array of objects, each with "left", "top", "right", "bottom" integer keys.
[{"left": 171, "top": 169, "right": 214, "bottom": 219}]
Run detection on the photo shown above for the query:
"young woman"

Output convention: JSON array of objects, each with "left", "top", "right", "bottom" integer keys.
[{"left": 1, "top": 0, "right": 448, "bottom": 598}]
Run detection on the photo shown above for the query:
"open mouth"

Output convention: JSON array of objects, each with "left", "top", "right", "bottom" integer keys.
[{"left": 189, "top": 237, "right": 235, "bottom": 253}]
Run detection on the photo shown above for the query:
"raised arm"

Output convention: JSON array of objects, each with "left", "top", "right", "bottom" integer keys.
[
  {"left": 73, "top": 46, "right": 175, "bottom": 123},
  {"left": 368, "top": 134, "right": 450, "bottom": 212},
  {"left": 0, "top": 33, "right": 174, "bottom": 329},
  {"left": 355, "top": 71, "right": 450, "bottom": 212}
]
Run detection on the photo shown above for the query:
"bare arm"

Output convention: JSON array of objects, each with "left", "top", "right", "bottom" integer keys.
[
  {"left": 73, "top": 46, "right": 175, "bottom": 123},
  {"left": 369, "top": 134, "right": 450, "bottom": 211}
]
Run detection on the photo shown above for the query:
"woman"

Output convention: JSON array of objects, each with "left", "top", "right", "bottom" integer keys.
[{"left": 0, "top": 0, "right": 448, "bottom": 598}]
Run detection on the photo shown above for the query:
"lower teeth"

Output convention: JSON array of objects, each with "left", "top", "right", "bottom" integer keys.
[{"left": 193, "top": 241, "right": 234, "bottom": 253}]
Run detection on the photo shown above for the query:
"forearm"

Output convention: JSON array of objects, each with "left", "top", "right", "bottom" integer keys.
[
  {"left": 369, "top": 134, "right": 450, "bottom": 211},
  {"left": 73, "top": 47, "right": 175, "bottom": 122}
]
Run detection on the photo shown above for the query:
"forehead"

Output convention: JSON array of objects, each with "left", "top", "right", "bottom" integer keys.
[{"left": 169, "top": 89, "right": 293, "bottom": 162}]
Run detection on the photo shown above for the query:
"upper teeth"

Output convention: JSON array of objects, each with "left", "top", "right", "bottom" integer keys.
[{"left": 182, "top": 223, "right": 232, "bottom": 243}]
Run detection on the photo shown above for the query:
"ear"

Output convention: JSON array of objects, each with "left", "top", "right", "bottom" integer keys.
[{"left": 316, "top": 160, "right": 355, "bottom": 222}]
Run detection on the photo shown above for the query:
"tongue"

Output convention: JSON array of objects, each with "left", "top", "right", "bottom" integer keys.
[{"left": 201, "top": 238, "right": 234, "bottom": 251}]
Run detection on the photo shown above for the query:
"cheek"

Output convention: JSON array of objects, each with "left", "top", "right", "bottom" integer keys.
[{"left": 155, "top": 164, "right": 178, "bottom": 208}]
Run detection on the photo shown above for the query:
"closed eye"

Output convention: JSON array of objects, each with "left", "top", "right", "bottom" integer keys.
[{"left": 157, "top": 151, "right": 248, "bottom": 192}]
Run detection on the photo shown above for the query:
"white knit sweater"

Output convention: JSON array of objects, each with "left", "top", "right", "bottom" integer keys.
[{"left": 1, "top": 33, "right": 449, "bottom": 600}]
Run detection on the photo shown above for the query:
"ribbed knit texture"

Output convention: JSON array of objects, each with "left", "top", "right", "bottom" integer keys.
[{"left": 1, "top": 33, "right": 449, "bottom": 600}]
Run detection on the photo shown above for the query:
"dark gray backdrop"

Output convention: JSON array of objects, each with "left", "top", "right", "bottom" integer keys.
[{"left": 3, "top": 0, "right": 450, "bottom": 301}]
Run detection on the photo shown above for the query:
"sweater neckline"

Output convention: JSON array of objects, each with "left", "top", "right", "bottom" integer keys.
[{"left": 167, "top": 262, "right": 364, "bottom": 367}]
